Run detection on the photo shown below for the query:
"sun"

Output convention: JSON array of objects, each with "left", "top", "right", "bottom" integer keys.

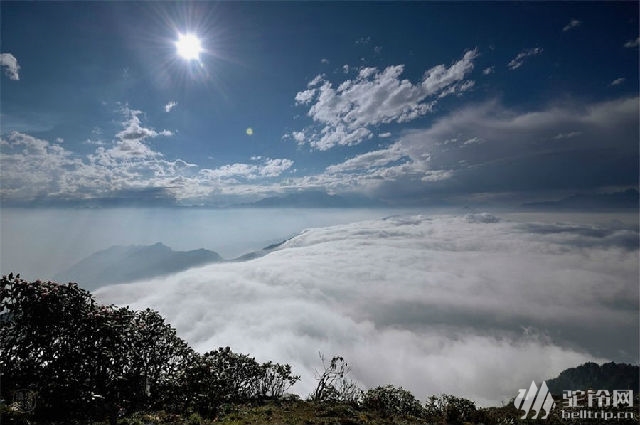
[{"left": 175, "top": 33, "right": 203, "bottom": 61}]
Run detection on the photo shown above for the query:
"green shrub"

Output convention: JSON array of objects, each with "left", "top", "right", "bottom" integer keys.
[
  {"left": 424, "top": 393, "right": 477, "bottom": 424},
  {"left": 362, "top": 385, "right": 423, "bottom": 418},
  {"left": 187, "top": 412, "right": 203, "bottom": 425}
]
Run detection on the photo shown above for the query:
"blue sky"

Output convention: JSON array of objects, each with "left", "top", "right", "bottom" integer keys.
[{"left": 1, "top": 1, "right": 638, "bottom": 207}]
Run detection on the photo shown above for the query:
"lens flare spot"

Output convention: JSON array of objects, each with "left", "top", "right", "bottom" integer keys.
[{"left": 246, "top": 128, "right": 254, "bottom": 136}]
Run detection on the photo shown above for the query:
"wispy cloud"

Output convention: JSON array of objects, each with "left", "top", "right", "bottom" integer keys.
[
  {"left": 0, "top": 53, "right": 20, "bottom": 80},
  {"left": 507, "top": 47, "right": 543, "bottom": 70},
  {"left": 199, "top": 158, "right": 294, "bottom": 181},
  {"left": 289, "top": 50, "right": 478, "bottom": 150},
  {"left": 610, "top": 77, "right": 625, "bottom": 86},
  {"left": 553, "top": 131, "right": 581, "bottom": 139},
  {"left": 355, "top": 36, "right": 371, "bottom": 45},
  {"left": 482, "top": 66, "right": 494, "bottom": 75},
  {"left": 562, "top": 19, "right": 581, "bottom": 32},
  {"left": 96, "top": 214, "right": 636, "bottom": 405},
  {"left": 165, "top": 101, "right": 178, "bottom": 113},
  {"left": 624, "top": 37, "right": 639, "bottom": 48}
]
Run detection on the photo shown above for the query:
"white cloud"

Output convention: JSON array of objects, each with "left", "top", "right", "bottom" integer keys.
[
  {"left": 291, "top": 131, "right": 306, "bottom": 143},
  {"left": 0, "top": 106, "right": 294, "bottom": 205},
  {"left": 610, "top": 77, "right": 625, "bottom": 86},
  {"left": 482, "top": 66, "right": 494, "bottom": 75},
  {"left": 507, "top": 47, "right": 543, "bottom": 70},
  {"left": 562, "top": 19, "right": 581, "bottom": 32},
  {"left": 165, "top": 101, "right": 178, "bottom": 112},
  {"left": 325, "top": 143, "right": 406, "bottom": 174},
  {"left": 291, "top": 50, "right": 478, "bottom": 150},
  {"left": 624, "top": 37, "right": 640, "bottom": 48},
  {"left": 320, "top": 58, "right": 329, "bottom": 64},
  {"left": 199, "top": 157, "right": 293, "bottom": 181},
  {"left": 378, "top": 132, "right": 391, "bottom": 138},
  {"left": 116, "top": 107, "right": 173, "bottom": 142},
  {"left": 95, "top": 214, "right": 636, "bottom": 405},
  {"left": 307, "top": 74, "right": 324, "bottom": 88},
  {"left": 0, "top": 53, "right": 20, "bottom": 80},
  {"left": 295, "top": 89, "right": 316, "bottom": 105}
]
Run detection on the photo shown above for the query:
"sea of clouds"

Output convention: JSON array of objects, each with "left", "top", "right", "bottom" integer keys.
[{"left": 95, "top": 213, "right": 639, "bottom": 406}]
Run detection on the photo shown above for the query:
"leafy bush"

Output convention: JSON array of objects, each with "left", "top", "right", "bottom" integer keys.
[
  {"left": 362, "top": 385, "right": 423, "bottom": 418},
  {"left": 424, "top": 393, "right": 477, "bottom": 424},
  {"left": 0, "top": 274, "right": 298, "bottom": 422}
]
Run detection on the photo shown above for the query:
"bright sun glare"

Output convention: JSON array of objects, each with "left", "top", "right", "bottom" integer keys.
[{"left": 175, "top": 33, "right": 203, "bottom": 61}]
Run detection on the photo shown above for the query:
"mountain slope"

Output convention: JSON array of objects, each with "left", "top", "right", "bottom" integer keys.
[
  {"left": 522, "top": 188, "right": 639, "bottom": 210},
  {"left": 55, "top": 242, "right": 222, "bottom": 289},
  {"left": 247, "top": 191, "right": 385, "bottom": 208},
  {"left": 546, "top": 362, "right": 639, "bottom": 394}
]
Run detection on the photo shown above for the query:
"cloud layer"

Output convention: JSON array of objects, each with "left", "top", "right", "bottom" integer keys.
[
  {"left": 313, "top": 96, "right": 639, "bottom": 202},
  {"left": 0, "top": 107, "right": 294, "bottom": 205},
  {"left": 2, "top": 95, "right": 637, "bottom": 207},
  {"left": 95, "top": 214, "right": 638, "bottom": 405}
]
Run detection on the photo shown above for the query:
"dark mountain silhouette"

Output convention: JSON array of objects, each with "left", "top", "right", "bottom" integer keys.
[
  {"left": 54, "top": 243, "right": 222, "bottom": 289},
  {"left": 522, "top": 188, "right": 639, "bottom": 210},
  {"left": 546, "top": 362, "right": 639, "bottom": 394},
  {"left": 231, "top": 238, "right": 292, "bottom": 262}
]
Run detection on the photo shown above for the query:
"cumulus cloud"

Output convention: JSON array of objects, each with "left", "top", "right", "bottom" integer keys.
[
  {"left": 482, "top": 66, "right": 494, "bottom": 75},
  {"left": 288, "top": 50, "right": 478, "bottom": 150},
  {"left": 0, "top": 107, "right": 294, "bottom": 205},
  {"left": 165, "top": 101, "right": 178, "bottom": 112},
  {"left": 311, "top": 96, "right": 638, "bottom": 201},
  {"left": 610, "top": 77, "right": 625, "bottom": 86},
  {"left": 0, "top": 128, "right": 205, "bottom": 206},
  {"left": 95, "top": 214, "right": 637, "bottom": 405},
  {"left": 508, "top": 47, "right": 543, "bottom": 70},
  {"left": 562, "top": 19, "right": 581, "bottom": 32},
  {"left": 0, "top": 53, "right": 20, "bottom": 80},
  {"left": 117, "top": 107, "right": 172, "bottom": 142},
  {"left": 624, "top": 37, "right": 639, "bottom": 48}
]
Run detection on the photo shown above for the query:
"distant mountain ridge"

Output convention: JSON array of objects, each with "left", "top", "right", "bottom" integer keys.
[
  {"left": 55, "top": 242, "right": 222, "bottom": 289},
  {"left": 546, "top": 362, "right": 639, "bottom": 394},
  {"left": 246, "top": 190, "right": 385, "bottom": 208},
  {"left": 522, "top": 188, "right": 639, "bottom": 210}
]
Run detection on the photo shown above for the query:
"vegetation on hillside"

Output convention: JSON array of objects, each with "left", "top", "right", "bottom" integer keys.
[{"left": 1, "top": 274, "right": 638, "bottom": 425}]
